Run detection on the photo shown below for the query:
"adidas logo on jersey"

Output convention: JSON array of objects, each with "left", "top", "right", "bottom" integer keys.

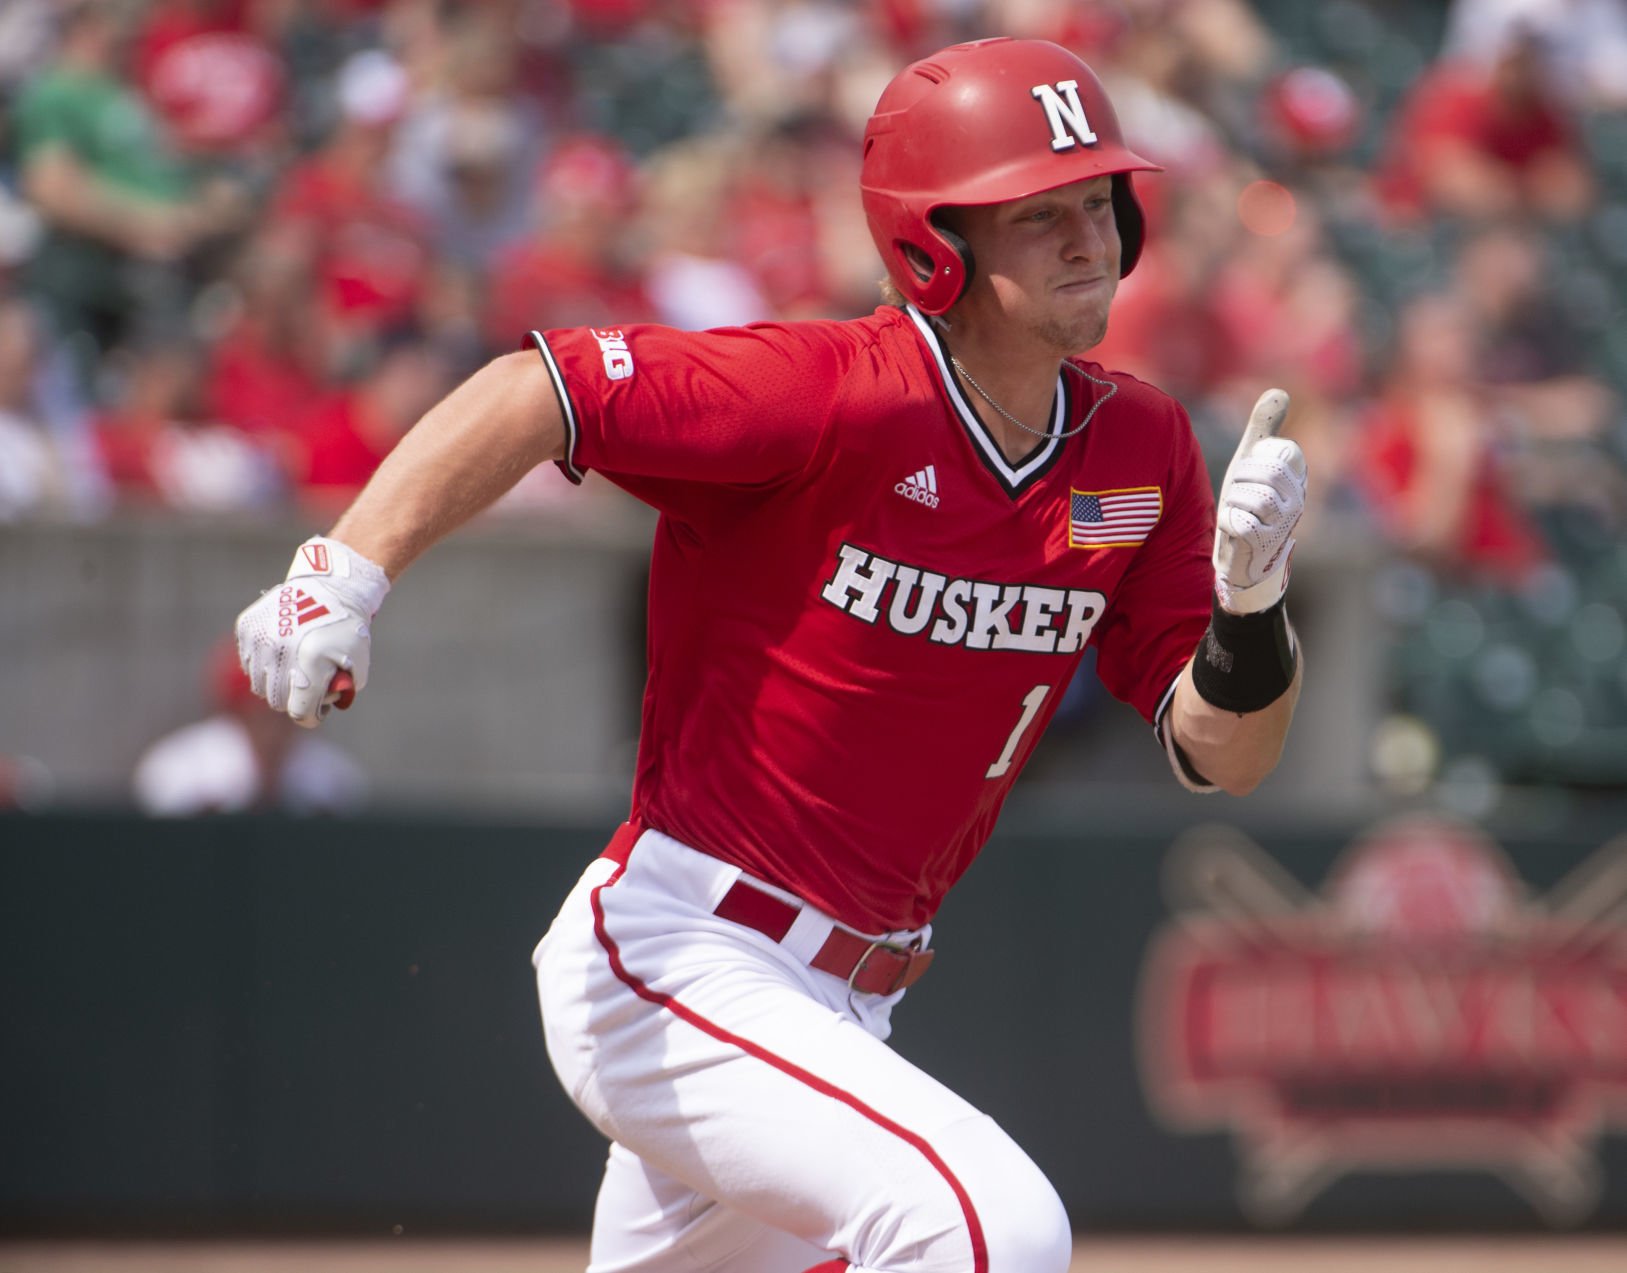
[{"left": 895, "top": 465, "right": 940, "bottom": 509}]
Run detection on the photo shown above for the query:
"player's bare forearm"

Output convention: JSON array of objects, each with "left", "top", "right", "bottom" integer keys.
[
  {"left": 329, "top": 351, "right": 565, "bottom": 578},
  {"left": 1168, "top": 647, "right": 1302, "bottom": 796}
]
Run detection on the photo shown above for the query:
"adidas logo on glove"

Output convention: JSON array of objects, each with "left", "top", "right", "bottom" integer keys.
[{"left": 276, "top": 587, "right": 331, "bottom": 638}]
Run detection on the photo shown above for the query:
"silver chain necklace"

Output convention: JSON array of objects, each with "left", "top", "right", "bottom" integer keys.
[{"left": 948, "top": 352, "right": 1117, "bottom": 440}]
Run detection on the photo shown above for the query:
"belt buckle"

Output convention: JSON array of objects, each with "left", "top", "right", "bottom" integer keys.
[{"left": 847, "top": 937, "right": 920, "bottom": 995}]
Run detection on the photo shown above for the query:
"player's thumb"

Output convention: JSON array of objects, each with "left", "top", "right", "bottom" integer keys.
[{"left": 1227, "top": 388, "right": 1290, "bottom": 471}]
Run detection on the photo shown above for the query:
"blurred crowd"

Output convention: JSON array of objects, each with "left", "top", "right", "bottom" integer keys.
[{"left": 2, "top": 0, "right": 1626, "bottom": 804}]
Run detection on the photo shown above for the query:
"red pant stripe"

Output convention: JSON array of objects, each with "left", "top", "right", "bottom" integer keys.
[{"left": 588, "top": 867, "right": 989, "bottom": 1273}]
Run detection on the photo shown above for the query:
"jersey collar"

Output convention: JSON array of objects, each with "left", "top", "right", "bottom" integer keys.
[{"left": 904, "top": 304, "right": 1070, "bottom": 498}]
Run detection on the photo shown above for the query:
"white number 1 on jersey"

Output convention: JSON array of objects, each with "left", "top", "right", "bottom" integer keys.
[{"left": 985, "top": 683, "right": 1051, "bottom": 779}]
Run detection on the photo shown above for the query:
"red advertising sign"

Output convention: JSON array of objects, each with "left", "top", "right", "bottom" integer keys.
[{"left": 1138, "top": 816, "right": 1627, "bottom": 1225}]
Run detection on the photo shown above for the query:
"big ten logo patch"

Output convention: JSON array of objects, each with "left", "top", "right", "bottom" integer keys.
[
  {"left": 1136, "top": 816, "right": 1627, "bottom": 1226},
  {"left": 591, "top": 328, "right": 634, "bottom": 381}
]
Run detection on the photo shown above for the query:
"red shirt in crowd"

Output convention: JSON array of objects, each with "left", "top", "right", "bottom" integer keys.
[
  {"left": 208, "top": 318, "right": 326, "bottom": 439},
  {"left": 271, "top": 158, "right": 431, "bottom": 329},
  {"left": 1377, "top": 61, "right": 1578, "bottom": 218},
  {"left": 1359, "top": 396, "right": 1548, "bottom": 584},
  {"left": 485, "top": 241, "right": 654, "bottom": 351},
  {"left": 295, "top": 391, "right": 393, "bottom": 491}
]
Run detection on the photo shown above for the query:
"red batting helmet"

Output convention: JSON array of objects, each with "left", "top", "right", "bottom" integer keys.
[{"left": 861, "top": 37, "right": 1161, "bottom": 314}]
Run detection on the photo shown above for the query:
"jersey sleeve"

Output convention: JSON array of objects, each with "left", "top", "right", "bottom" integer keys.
[
  {"left": 1091, "top": 392, "right": 1215, "bottom": 729},
  {"left": 528, "top": 321, "right": 851, "bottom": 511}
]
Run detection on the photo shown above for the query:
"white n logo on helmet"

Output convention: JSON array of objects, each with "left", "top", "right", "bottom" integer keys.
[{"left": 1030, "top": 80, "right": 1098, "bottom": 152}]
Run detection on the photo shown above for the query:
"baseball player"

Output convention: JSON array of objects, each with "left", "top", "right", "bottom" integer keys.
[{"left": 234, "top": 38, "right": 1307, "bottom": 1273}]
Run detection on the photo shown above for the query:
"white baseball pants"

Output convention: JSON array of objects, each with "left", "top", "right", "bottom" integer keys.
[{"left": 532, "top": 826, "right": 1071, "bottom": 1273}]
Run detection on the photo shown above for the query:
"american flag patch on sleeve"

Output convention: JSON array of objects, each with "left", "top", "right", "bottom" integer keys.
[{"left": 1068, "top": 487, "right": 1163, "bottom": 548}]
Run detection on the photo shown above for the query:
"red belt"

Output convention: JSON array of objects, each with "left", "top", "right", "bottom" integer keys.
[
  {"left": 714, "top": 877, "right": 935, "bottom": 995},
  {"left": 602, "top": 821, "right": 935, "bottom": 996}
]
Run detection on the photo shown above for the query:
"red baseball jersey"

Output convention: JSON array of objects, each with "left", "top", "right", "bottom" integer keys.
[{"left": 531, "top": 305, "right": 1213, "bottom": 932}]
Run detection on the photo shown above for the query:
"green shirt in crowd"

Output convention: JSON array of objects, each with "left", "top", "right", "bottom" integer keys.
[{"left": 12, "top": 66, "right": 192, "bottom": 332}]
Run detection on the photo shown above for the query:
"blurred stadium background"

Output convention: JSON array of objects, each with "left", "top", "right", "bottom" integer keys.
[{"left": 3, "top": 0, "right": 1627, "bottom": 1263}]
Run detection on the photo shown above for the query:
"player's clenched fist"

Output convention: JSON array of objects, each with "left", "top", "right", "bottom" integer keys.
[
  {"left": 1212, "top": 388, "right": 1307, "bottom": 615},
  {"left": 234, "top": 537, "right": 391, "bottom": 727}
]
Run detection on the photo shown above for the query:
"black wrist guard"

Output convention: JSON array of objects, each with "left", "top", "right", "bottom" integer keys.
[{"left": 1191, "top": 595, "right": 1297, "bottom": 714}]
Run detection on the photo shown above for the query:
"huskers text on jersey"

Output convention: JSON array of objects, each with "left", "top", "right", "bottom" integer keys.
[{"left": 820, "top": 543, "right": 1106, "bottom": 654}]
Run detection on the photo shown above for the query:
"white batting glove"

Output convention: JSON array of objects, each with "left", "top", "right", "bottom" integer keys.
[
  {"left": 234, "top": 537, "right": 391, "bottom": 728},
  {"left": 1212, "top": 388, "right": 1307, "bottom": 615}
]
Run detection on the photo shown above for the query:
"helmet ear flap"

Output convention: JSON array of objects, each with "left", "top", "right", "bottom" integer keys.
[
  {"left": 932, "top": 220, "right": 976, "bottom": 293},
  {"left": 1112, "top": 172, "right": 1147, "bottom": 277},
  {"left": 890, "top": 215, "right": 975, "bottom": 315}
]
